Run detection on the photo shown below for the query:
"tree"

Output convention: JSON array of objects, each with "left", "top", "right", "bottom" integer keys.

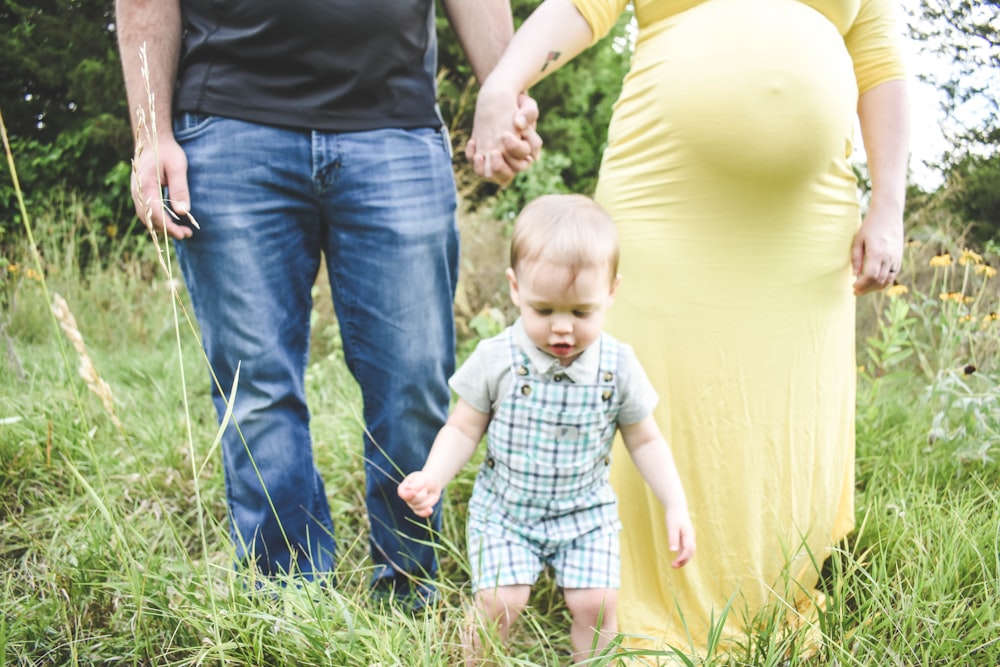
[
  {"left": 0, "top": 0, "right": 131, "bottom": 240},
  {"left": 908, "top": 0, "right": 1000, "bottom": 152}
]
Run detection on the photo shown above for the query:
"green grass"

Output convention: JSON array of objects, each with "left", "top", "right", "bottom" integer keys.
[{"left": 2, "top": 193, "right": 1000, "bottom": 666}]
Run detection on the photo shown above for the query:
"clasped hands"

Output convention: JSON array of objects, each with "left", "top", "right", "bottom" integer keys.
[{"left": 467, "top": 89, "right": 543, "bottom": 186}]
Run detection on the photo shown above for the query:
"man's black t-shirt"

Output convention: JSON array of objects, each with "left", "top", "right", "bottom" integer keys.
[{"left": 175, "top": 0, "right": 443, "bottom": 131}]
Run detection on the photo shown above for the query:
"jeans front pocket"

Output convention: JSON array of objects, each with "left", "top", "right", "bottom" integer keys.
[{"left": 172, "top": 112, "right": 216, "bottom": 142}]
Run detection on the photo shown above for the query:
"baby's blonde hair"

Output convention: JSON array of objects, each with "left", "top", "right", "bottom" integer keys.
[{"left": 510, "top": 194, "right": 619, "bottom": 287}]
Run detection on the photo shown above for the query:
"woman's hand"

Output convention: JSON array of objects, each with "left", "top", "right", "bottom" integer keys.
[
  {"left": 467, "top": 88, "right": 542, "bottom": 186},
  {"left": 851, "top": 201, "right": 904, "bottom": 295}
]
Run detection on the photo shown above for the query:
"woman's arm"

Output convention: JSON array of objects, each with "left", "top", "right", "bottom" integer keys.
[
  {"left": 469, "top": 0, "right": 594, "bottom": 180},
  {"left": 852, "top": 79, "right": 910, "bottom": 295}
]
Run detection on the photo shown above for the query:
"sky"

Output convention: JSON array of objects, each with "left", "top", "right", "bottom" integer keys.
[{"left": 903, "top": 34, "right": 951, "bottom": 189}]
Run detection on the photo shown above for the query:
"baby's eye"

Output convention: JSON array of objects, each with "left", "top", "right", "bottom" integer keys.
[
  {"left": 573, "top": 310, "right": 592, "bottom": 318},
  {"left": 534, "top": 308, "right": 553, "bottom": 316}
]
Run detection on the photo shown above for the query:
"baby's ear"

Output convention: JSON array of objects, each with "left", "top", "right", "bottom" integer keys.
[
  {"left": 609, "top": 273, "right": 622, "bottom": 299},
  {"left": 506, "top": 268, "right": 521, "bottom": 306}
]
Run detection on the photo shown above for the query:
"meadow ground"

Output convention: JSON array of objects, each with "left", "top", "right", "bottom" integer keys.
[{"left": 1, "top": 197, "right": 999, "bottom": 666}]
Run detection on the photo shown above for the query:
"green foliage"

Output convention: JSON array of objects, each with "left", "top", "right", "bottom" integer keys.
[
  {"left": 0, "top": 0, "right": 132, "bottom": 245},
  {"left": 938, "top": 153, "right": 1000, "bottom": 246}
]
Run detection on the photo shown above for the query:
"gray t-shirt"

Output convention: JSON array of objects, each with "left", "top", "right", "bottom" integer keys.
[
  {"left": 450, "top": 319, "right": 659, "bottom": 426},
  {"left": 175, "top": 0, "right": 442, "bottom": 131}
]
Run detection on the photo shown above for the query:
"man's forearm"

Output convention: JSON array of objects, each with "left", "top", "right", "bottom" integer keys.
[
  {"left": 115, "top": 0, "right": 182, "bottom": 138},
  {"left": 440, "top": 0, "right": 514, "bottom": 82}
]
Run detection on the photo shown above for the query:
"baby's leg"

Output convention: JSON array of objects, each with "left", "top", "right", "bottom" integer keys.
[
  {"left": 563, "top": 587, "right": 618, "bottom": 663},
  {"left": 553, "top": 529, "right": 621, "bottom": 663},
  {"left": 466, "top": 585, "right": 531, "bottom": 666}
]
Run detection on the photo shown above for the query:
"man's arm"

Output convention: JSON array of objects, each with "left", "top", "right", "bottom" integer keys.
[
  {"left": 442, "top": 0, "right": 542, "bottom": 184},
  {"left": 115, "top": 0, "right": 193, "bottom": 239},
  {"left": 439, "top": 0, "right": 514, "bottom": 83}
]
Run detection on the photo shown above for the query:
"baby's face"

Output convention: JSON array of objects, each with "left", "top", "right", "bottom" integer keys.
[{"left": 507, "top": 261, "right": 619, "bottom": 366}]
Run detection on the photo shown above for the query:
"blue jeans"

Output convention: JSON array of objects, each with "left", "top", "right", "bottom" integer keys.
[{"left": 172, "top": 114, "right": 458, "bottom": 592}]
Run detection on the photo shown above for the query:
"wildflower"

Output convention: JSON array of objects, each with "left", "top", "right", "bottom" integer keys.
[
  {"left": 886, "top": 284, "right": 909, "bottom": 298},
  {"left": 905, "top": 238, "right": 922, "bottom": 248},
  {"left": 939, "top": 292, "right": 964, "bottom": 303},
  {"left": 981, "top": 313, "right": 998, "bottom": 330},
  {"left": 958, "top": 249, "right": 983, "bottom": 266},
  {"left": 959, "top": 314, "right": 972, "bottom": 323},
  {"left": 974, "top": 265, "right": 997, "bottom": 279},
  {"left": 929, "top": 254, "right": 952, "bottom": 268},
  {"left": 7, "top": 263, "right": 18, "bottom": 274},
  {"left": 106, "top": 225, "right": 119, "bottom": 239},
  {"left": 24, "top": 268, "right": 43, "bottom": 282}
]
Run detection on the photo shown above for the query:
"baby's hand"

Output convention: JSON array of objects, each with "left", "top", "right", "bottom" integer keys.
[
  {"left": 666, "top": 507, "right": 696, "bottom": 568},
  {"left": 397, "top": 471, "right": 441, "bottom": 518}
]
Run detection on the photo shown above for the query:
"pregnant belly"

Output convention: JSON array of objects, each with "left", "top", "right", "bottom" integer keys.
[{"left": 620, "top": 0, "right": 858, "bottom": 185}]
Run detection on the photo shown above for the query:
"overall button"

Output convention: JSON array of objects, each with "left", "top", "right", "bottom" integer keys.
[
  {"left": 517, "top": 365, "right": 529, "bottom": 376},
  {"left": 603, "top": 456, "right": 611, "bottom": 466},
  {"left": 486, "top": 456, "right": 495, "bottom": 468},
  {"left": 554, "top": 374, "right": 564, "bottom": 382},
  {"left": 521, "top": 385, "right": 532, "bottom": 396},
  {"left": 602, "top": 389, "right": 613, "bottom": 401},
  {"left": 603, "top": 371, "right": 614, "bottom": 382}
]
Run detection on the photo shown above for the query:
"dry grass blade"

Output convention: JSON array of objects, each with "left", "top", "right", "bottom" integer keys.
[{"left": 51, "top": 292, "right": 124, "bottom": 433}]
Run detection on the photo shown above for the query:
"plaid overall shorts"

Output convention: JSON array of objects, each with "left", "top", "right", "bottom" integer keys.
[{"left": 466, "top": 330, "right": 624, "bottom": 591}]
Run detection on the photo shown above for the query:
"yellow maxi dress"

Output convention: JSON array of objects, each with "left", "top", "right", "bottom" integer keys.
[{"left": 569, "top": 0, "right": 906, "bottom": 654}]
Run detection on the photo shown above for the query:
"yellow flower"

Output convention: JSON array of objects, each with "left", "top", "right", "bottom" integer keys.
[
  {"left": 905, "top": 239, "right": 922, "bottom": 248},
  {"left": 959, "top": 314, "right": 972, "bottom": 322},
  {"left": 981, "top": 313, "right": 998, "bottom": 330},
  {"left": 24, "top": 268, "right": 42, "bottom": 282},
  {"left": 886, "top": 284, "right": 909, "bottom": 298},
  {"left": 974, "top": 265, "right": 997, "bottom": 278},
  {"left": 939, "top": 292, "right": 964, "bottom": 303},
  {"left": 106, "top": 225, "right": 119, "bottom": 239},
  {"left": 7, "top": 263, "right": 18, "bottom": 274},
  {"left": 929, "top": 253, "right": 953, "bottom": 268},
  {"left": 959, "top": 248, "right": 984, "bottom": 265}
]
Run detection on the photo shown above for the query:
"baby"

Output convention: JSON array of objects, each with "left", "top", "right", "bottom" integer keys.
[{"left": 398, "top": 194, "right": 695, "bottom": 664}]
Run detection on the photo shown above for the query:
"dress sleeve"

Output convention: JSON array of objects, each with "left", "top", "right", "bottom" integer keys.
[
  {"left": 843, "top": 0, "right": 907, "bottom": 94},
  {"left": 569, "top": 0, "right": 631, "bottom": 44}
]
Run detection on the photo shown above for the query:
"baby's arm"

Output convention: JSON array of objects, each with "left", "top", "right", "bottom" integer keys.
[
  {"left": 397, "top": 398, "right": 491, "bottom": 517},
  {"left": 620, "top": 417, "right": 696, "bottom": 568}
]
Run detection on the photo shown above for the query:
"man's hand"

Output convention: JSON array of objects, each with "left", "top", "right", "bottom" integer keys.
[
  {"left": 131, "top": 135, "right": 195, "bottom": 240},
  {"left": 467, "top": 91, "right": 543, "bottom": 187}
]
